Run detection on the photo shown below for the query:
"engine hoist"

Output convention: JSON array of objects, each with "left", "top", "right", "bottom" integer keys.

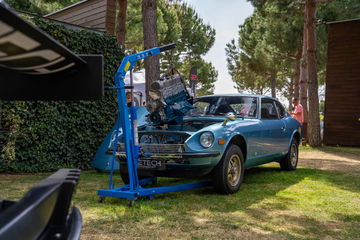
[{"left": 97, "top": 44, "right": 210, "bottom": 206}]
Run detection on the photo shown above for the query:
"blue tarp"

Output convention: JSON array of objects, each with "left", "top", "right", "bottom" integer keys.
[{"left": 91, "top": 107, "right": 149, "bottom": 171}]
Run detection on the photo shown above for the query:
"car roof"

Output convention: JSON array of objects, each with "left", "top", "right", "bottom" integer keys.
[{"left": 197, "top": 93, "right": 278, "bottom": 101}]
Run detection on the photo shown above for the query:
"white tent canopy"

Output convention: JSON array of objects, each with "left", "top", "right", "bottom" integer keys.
[{"left": 124, "top": 69, "right": 146, "bottom": 106}]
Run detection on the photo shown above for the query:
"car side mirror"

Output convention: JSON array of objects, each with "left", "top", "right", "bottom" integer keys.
[{"left": 222, "top": 112, "right": 236, "bottom": 126}]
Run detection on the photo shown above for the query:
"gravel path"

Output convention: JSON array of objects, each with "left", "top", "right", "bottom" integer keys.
[{"left": 299, "top": 150, "right": 360, "bottom": 172}]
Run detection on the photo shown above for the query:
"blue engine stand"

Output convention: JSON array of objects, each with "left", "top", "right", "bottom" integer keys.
[{"left": 97, "top": 44, "right": 211, "bottom": 206}]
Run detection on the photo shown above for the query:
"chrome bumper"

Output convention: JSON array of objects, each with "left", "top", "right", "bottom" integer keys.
[{"left": 106, "top": 149, "right": 220, "bottom": 159}]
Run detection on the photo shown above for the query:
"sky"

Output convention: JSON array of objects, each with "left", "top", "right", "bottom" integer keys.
[{"left": 186, "top": 0, "right": 254, "bottom": 94}]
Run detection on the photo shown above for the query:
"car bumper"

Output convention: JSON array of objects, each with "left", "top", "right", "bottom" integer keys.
[
  {"left": 106, "top": 150, "right": 220, "bottom": 159},
  {"left": 106, "top": 149, "right": 222, "bottom": 173}
]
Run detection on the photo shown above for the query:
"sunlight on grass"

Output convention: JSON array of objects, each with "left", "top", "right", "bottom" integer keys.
[
  {"left": 241, "top": 175, "right": 360, "bottom": 239},
  {"left": 77, "top": 164, "right": 360, "bottom": 240},
  {"left": 1, "top": 152, "right": 360, "bottom": 239}
]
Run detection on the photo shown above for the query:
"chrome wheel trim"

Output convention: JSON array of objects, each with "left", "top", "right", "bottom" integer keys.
[
  {"left": 227, "top": 154, "right": 241, "bottom": 187},
  {"left": 290, "top": 143, "right": 298, "bottom": 166}
]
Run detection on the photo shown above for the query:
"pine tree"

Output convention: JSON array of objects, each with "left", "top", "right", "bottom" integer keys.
[
  {"left": 116, "top": 0, "right": 127, "bottom": 48},
  {"left": 306, "top": 0, "right": 320, "bottom": 146},
  {"left": 142, "top": 0, "right": 160, "bottom": 100}
]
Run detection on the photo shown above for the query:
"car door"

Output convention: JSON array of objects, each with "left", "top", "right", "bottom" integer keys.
[
  {"left": 259, "top": 98, "right": 286, "bottom": 156},
  {"left": 274, "top": 100, "right": 292, "bottom": 153},
  {"left": 230, "top": 96, "right": 263, "bottom": 160}
]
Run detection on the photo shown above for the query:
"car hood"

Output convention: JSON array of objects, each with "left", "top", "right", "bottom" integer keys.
[{"left": 142, "top": 116, "right": 257, "bottom": 135}]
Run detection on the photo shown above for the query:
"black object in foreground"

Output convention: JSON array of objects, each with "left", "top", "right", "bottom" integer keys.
[
  {"left": 0, "top": 4, "right": 103, "bottom": 100},
  {"left": 0, "top": 169, "right": 82, "bottom": 240}
]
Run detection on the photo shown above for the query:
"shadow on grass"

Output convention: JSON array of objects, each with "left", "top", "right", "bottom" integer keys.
[
  {"left": 85, "top": 166, "right": 359, "bottom": 207},
  {"left": 80, "top": 166, "right": 360, "bottom": 239},
  {"left": 3, "top": 166, "right": 359, "bottom": 239},
  {"left": 86, "top": 167, "right": 306, "bottom": 213}
]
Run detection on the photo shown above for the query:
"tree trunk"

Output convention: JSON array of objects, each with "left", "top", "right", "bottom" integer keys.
[
  {"left": 116, "top": 0, "right": 127, "bottom": 48},
  {"left": 294, "top": 47, "right": 302, "bottom": 101},
  {"left": 299, "top": 10, "right": 309, "bottom": 128},
  {"left": 306, "top": 0, "right": 321, "bottom": 147},
  {"left": 270, "top": 74, "right": 276, "bottom": 98},
  {"left": 288, "top": 77, "right": 294, "bottom": 110},
  {"left": 142, "top": 0, "right": 160, "bottom": 101}
]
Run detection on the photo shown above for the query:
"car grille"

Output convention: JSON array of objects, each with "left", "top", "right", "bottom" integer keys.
[
  {"left": 141, "top": 143, "right": 184, "bottom": 153},
  {"left": 138, "top": 132, "right": 190, "bottom": 144},
  {"left": 117, "top": 143, "right": 185, "bottom": 153}
]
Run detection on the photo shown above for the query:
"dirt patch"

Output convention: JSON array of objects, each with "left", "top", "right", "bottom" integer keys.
[{"left": 299, "top": 150, "right": 360, "bottom": 172}]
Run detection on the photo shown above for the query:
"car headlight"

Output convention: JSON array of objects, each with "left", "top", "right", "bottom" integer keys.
[{"left": 199, "top": 132, "right": 214, "bottom": 148}]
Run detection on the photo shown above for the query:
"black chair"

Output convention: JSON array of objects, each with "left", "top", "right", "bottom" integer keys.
[
  {"left": 0, "top": 5, "right": 96, "bottom": 239},
  {"left": 0, "top": 169, "right": 82, "bottom": 240}
]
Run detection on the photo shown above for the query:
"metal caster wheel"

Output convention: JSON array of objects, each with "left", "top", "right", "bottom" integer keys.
[
  {"left": 127, "top": 199, "right": 135, "bottom": 207},
  {"left": 98, "top": 196, "right": 106, "bottom": 203}
]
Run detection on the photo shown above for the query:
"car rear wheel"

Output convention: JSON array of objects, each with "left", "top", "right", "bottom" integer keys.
[
  {"left": 280, "top": 139, "right": 299, "bottom": 171},
  {"left": 212, "top": 145, "right": 244, "bottom": 194}
]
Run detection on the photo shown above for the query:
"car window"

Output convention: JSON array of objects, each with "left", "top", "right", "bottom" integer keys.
[
  {"left": 187, "top": 97, "right": 219, "bottom": 116},
  {"left": 275, "top": 101, "right": 286, "bottom": 119},
  {"left": 228, "top": 97, "right": 257, "bottom": 118},
  {"left": 187, "top": 96, "right": 257, "bottom": 118},
  {"left": 261, "top": 98, "right": 279, "bottom": 120},
  {"left": 190, "top": 101, "right": 211, "bottom": 115}
]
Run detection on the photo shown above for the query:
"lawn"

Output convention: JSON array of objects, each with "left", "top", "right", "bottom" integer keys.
[{"left": 1, "top": 147, "right": 360, "bottom": 240}]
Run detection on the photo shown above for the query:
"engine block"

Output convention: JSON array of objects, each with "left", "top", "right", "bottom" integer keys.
[{"left": 146, "top": 74, "right": 193, "bottom": 125}]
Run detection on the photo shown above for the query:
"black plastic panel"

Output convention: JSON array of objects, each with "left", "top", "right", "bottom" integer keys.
[{"left": 0, "top": 5, "right": 104, "bottom": 100}]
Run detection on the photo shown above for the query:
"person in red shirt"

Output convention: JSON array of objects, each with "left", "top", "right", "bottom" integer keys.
[{"left": 291, "top": 98, "right": 304, "bottom": 124}]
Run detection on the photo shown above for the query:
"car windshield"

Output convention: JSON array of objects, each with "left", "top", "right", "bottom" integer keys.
[{"left": 186, "top": 96, "right": 258, "bottom": 118}]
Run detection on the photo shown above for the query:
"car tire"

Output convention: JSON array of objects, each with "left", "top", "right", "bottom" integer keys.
[
  {"left": 120, "top": 166, "right": 148, "bottom": 184},
  {"left": 120, "top": 168, "right": 130, "bottom": 184},
  {"left": 212, "top": 145, "right": 245, "bottom": 194},
  {"left": 280, "top": 139, "right": 299, "bottom": 171}
]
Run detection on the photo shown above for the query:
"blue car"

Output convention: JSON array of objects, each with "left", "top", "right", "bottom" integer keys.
[{"left": 116, "top": 94, "right": 301, "bottom": 194}]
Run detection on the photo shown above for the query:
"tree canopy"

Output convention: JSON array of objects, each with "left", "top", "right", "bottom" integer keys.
[
  {"left": 110, "top": 0, "right": 218, "bottom": 96},
  {"left": 226, "top": 0, "right": 360, "bottom": 102},
  {"left": 5, "top": 0, "right": 78, "bottom": 15},
  {"left": 140, "top": 1, "right": 217, "bottom": 95},
  {"left": 5, "top": 0, "right": 218, "bottom": 96},
  {"left": 226, "top": 1, "right": 302, "bottom": 99}
]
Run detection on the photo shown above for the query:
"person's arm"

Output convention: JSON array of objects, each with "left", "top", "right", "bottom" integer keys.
[
  {"left": 292, "top": 105, "right": 303, "bottom": 116},
  {"left": 291, "top": 105, "right": 299, "bottom": 116}
]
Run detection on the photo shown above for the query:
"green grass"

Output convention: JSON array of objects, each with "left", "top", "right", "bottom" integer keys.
[{"left": 1, "top": 151, "right": 360, "bottom": 239}]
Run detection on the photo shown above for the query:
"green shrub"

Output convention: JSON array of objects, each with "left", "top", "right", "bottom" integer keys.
[{"left": 0, "top": 18, "right": 124, "bottom": 172}]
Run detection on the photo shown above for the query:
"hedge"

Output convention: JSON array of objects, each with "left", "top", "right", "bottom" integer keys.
[{"left": 0, "top": 18, "right": 124, "bottom": 172}]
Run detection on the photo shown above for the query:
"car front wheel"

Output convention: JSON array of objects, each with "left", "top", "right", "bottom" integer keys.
[
  {"left": 280, "top": 139, "right": 299, "bottom": 170},
  {"left": 212, "top": 145, "right": 245, "bottom": 194}
]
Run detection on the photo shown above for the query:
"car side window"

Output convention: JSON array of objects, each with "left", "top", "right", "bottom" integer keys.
[
  {"left": 275, "top": 101, "right": 286, "bottom": 119},
  {"left": 261, "top": 98, "right": 279, "bottom": 120},
  {"left": 228, "top": 97, "right": 258, "bottom": 118}
]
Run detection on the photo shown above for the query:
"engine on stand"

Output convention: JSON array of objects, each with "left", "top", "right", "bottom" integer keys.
[{"left": 146, "top": 74, "right": 193, "bottom": 126}]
